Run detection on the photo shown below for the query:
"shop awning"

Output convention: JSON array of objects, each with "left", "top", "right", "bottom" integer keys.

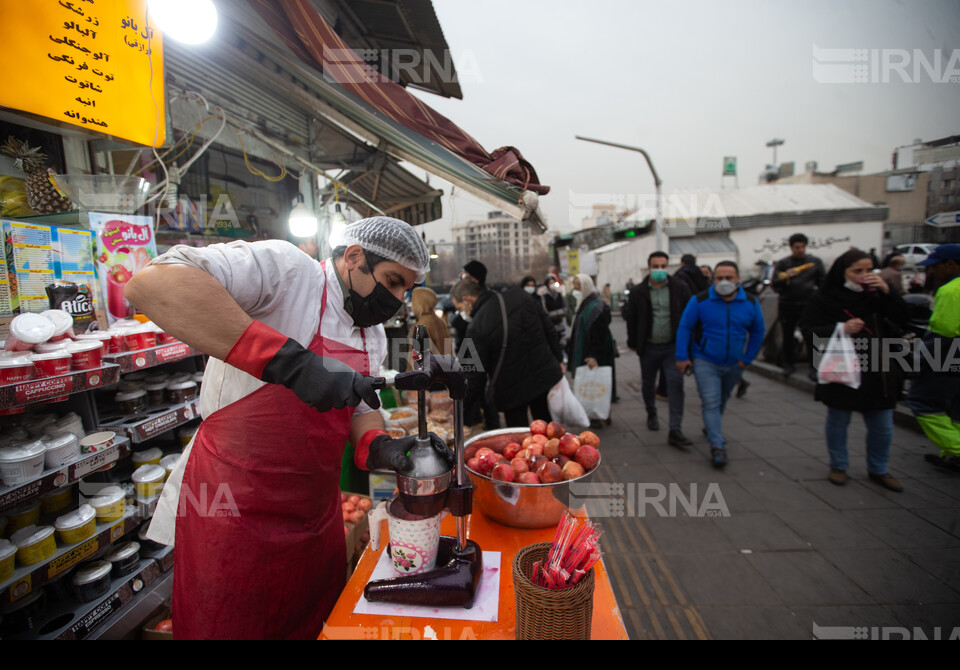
[
  {"left": 244, "top": 0, "right": 550, "bottom": 230},
  {"left": 325, "top": 0, "right": 464, "bottom": 100}
]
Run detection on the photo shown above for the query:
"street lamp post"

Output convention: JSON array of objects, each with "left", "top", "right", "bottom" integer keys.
[
  {"left": 766, "top": 138, "right": 785, "bottom": 167},
  {"left": 575, "top": 135, "right": 664, "bottom": 251}
]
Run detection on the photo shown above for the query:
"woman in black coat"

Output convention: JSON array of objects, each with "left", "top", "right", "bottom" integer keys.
[
  {"left": 567, "top": 274, "right": 618, "bottom": 427},
  {"left": 800, "top": 249, "right": 910, "bottom": 492}
]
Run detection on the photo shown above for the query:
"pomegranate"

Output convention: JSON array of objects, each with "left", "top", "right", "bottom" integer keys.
[
  {"left": 556, "top": 455, "right": 571, "bottom": 468},
  {"left": 546, "top": 421, "right": 566, "bottom": 439},
  {"left": 511, "top": 457, "right": 530, "bottom": 474},
  {"left": 491, "top": 462, "right": 516, "bottom": 482},
  {"left": 528, "top": 444, "right": 544, "bottom": 458},
  {"left": 558, "top": 433, "right": 582, "bottom": 458},
  {"left": 478, "top": 451, "right": 501, "bottom": 474},
  {"left": 562, "top": 461, "right": 586, "bottom": 481},
  {"left": 537, "top": 460, "right": 563, "bottom": 484},
  {"left": 529, "top": 455, "right": 546, "bottom": 472},
  {"left": 522, "top": 435, "right": 536, "bottom": 450},
  {"left": 518, "top": 472, "right": 541, "bottom": 485},
  {"left": 579, "top": 431, "right": 601, "bottom": 448},
  {"left": 530, "top": 420, "right": 548, "bottom": 435},
  {"left": 531, "top": 434, "right": 549, "bottom": 446},
  {"left": 475, "top": 447, "right": 495, "bottom": 459},
  {"left": 574, "top": 444, "right": 600, "bottom": 471},
  {"left": 357, "top": 498, "right": 372, "bottom": 511},
  {"left": 544, "top": 438, "right": 561, "bottom": 460},
  {"left": 467, "top": 457, "right": 482, "bottom": 472},
  {"left": 516, "top": 449, "right": 532, "bottom": 462},
  {"left": 503, "top": 443, "right": 522, "bottom": 461}
]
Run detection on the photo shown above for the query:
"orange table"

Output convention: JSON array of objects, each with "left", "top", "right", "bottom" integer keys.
[{"left": 320, "top": 507, "right": 628, "bottom": 640}]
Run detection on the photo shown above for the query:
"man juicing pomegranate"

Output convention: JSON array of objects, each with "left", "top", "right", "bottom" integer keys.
[{"left": 126, "top": 217, "right": 450, "bottom": 639}]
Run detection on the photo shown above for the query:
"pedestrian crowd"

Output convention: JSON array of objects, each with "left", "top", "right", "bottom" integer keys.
[{"left": 440, "top": 238, "right": 960, "bottom": 493}]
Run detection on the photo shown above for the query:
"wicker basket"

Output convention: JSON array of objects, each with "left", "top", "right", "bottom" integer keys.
[{"left": 512, "top": 542, "right": 595, "bottom": 640}]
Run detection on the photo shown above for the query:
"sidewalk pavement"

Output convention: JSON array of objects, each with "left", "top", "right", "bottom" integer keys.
[{"left": 588, "top": 319, "right": 960, "bottom": 640}]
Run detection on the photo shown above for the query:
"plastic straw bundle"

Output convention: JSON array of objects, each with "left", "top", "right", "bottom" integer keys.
[{"left": 530, "top": 513, "right": 603, "bottom": 590}]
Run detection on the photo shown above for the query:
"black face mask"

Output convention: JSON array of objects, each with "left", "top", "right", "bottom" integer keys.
[{"left": 347, "top": 268, "right": 403, "bottom": 328}]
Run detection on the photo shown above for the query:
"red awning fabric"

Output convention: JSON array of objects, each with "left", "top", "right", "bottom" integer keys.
[{"left": 249, "top": 0, "right": 550, "bottom": 196}]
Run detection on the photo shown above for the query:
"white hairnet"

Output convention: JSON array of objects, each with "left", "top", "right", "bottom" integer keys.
[{"left": 341, "top": 217, "right": 431, "bottom": 283}]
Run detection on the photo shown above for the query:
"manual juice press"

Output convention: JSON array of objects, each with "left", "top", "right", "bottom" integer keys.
[{"left": 365, "top": 327, "right": 482, "bottom": 607}]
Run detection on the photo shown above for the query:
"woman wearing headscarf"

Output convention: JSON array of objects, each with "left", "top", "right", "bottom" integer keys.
[
  {"left": 800, "top": 249, "right": 910, "bottom": 492},
  {"left": 408, "top": 287, "right": 453, "bottom": 368},
  {"left": 567, "top": 274, "right": 618, "bottom": 426}
]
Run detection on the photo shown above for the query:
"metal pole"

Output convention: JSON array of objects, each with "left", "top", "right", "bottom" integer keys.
[{"left": 575, "top": 135, "right": 664, "bottom": 251}]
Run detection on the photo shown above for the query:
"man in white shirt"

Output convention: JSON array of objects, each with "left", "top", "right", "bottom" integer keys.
[{"left": 125, "top": 217, "right": 449, "bottom": 640}]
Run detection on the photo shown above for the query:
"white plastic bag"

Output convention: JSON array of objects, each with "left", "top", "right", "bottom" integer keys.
[
  {"left": 817, "top": 323, "right": 861, "bottom": 389},
  {"left": 572, "top": 365, "right": 613, "bottom": 421},
  {"left": 548, "top": 375, "right": 590, "bottom": 428}
]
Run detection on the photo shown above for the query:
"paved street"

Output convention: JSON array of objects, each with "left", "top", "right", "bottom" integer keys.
[{"left": 589, "top": 318, "right": 960, "bottom": 640}]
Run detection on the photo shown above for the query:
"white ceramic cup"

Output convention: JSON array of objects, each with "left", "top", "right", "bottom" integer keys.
[{"left": 368, "top": 496, "right": 445, "bottom": 577}]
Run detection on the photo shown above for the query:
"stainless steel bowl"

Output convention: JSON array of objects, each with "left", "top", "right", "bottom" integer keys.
[{"left": 464, "top": 428, "right": 601, "bottom": 529}]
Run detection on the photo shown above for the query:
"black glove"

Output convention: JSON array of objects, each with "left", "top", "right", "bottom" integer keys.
[
  {"left": 366, "top": 432, "right": 455, "bottom": 473},
  {"left": 263, "top": 342, "right": 381, "bottom": 413}
]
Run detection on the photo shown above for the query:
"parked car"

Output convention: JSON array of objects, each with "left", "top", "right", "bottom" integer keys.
[{"left": 892, "top": 243, "right": 940, "bottom": 269}]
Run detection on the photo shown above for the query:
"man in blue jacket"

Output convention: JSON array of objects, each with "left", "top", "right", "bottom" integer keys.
[{"left": 676, "top": 261, "right": 767, "bottom": 468}]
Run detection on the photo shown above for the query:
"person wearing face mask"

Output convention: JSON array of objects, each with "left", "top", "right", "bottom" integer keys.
[
  {"left": 124, "top": 217, "right": 453, "bottom": 640},
  {"left": 626, "top": 252, "right": 693, "bottom": 446},
  {"left": 456, "top": 278, "right": 563, "bottom": 429},
  {"left": 676, "top": 261, "right": 766, "bottom": 468},
  {"left": 567, "top": 274, "right": 619, "bottom": 427},
  {"left": 541, "top": 278, "right": 569, "bottom": 349},
  {"left": 521, "top": 275, "right": 538, "bottom": 295},
  {"left": 800, "top": 249, "right": 910, "bottom": 492}
]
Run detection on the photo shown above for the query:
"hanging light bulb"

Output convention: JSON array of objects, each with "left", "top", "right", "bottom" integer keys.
[
  {"left": 289, "top": 193, "right": 318, "bottom": 238},
  {"left": 328, "top": 204, "right": 348, "bottom": 248},
  {"left": 147, "top": 0, "right": 218, "bottom": 45}
]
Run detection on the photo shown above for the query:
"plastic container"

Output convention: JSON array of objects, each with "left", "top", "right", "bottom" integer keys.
[
  {"left": 132, "top": 465, "right": 165, "bottom": 498},
  {"left": 0, "top": 441, "right": 46, "bottom": 486},
  {"left": 166, "top": 381, "right": 197, "bottom": 405},
  {"left": 34, "top": 342, "right": 68, "bottom": 354},
  {"left": 0, "top": 538, "right": 15, "bottom": 582},
  {"left": 132, "top": 447, "right": 163, "bottom": 468},
  {"left": 177, "top": 424, "right": 198, "bottom": 447},
  {"left": 0, "top": 590, "right": 46, "bottom": 635},
  {"left": 66, "top": 340, "right": 103, "bottom": 371},
  {"left": 23, "top": 414, "right": 58, "bottom": 437},
  {"left": 40, "top": 484, "right": 75, "bottom": 516},
  {"left": 44, "top": 412, "right": 85, "bottom": 441},
  {"left": 0, "top": 356, "right": 35, "bottom": 385},
  {"left": 115, "top": 389, "right": 148, "bottom": 415},
  {"left": 89, "top": 486, "right": 125, "bottom": 523},
  {"left": 4, "top": 313, "right": 55, "bottom": 352},
  {"left": 72, "top": 560, "right": 113, "bottom": 603},
  {"left": 30, "top": 351, "right": 72, "bottom": 379},
  {"left": 159, "top": 453, "right": 181, "bottom": 478},
  {"left": 122, "top": 327, "right": 156, "bottom": 352},
  {"left": 145, "top": 382, "right": 168, "bottom": 407},
  {"left": 54, "top": 504, "right": 97, "bottom": 545},
  {"left": 79, "top": 431, "right": 116, "bottom": 454},
  {"left": 76, "top": 331, "right": 120, "bottom": 354},
  {"left": 12, "top": 525, "right": 57, "bottom": 566},
  {"left": 42, "top": 433, "right": 81, "bottom": 469},
  {"left": 105, "top": 541, "right": 141, "bottom": 578},
  {"left": 5, "top": 501, "right": 41, "bottom": 535},
  {"left": 138, "top": 523, "right": 165, "bottom": 552},
  {"left": 156, "top": 331, "right": 180, "bottom": 345},
  {"left": 41, "top": 310, "right": 75, "bottom": 342}
]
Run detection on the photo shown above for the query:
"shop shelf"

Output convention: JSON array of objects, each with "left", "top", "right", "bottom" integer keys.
[
  {"left": 0, "top": 364, "right": 121, "bottom": 409},
  {"left": 3, "top": 559, "right": 168, "bottom": 640},
  {"left": 0, "top": 503, "right": 142, "bottom": 605},
  {"left": 102, "top": 341, "right": 204, "bottom": 373},
  {"left": 98, "top": 400, "right": 200, "bottom": 444},
  {"left": 0, "top": 436, "right": 132, "bottom": 514}
]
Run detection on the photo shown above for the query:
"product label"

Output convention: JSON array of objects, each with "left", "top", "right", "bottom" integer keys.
[
  {"left": 69, "top": 593, "right": 124, "bottom": 640},
  {"left": 71, "top": 445, "right": 121, "bottom": 479},
  {"left": 133, "top": 405, "right": 191, "bottom": 441},
  {"left": 48, "top": 537, "right": 100, "bottom": 578},
  {"left": 155, "top": 342, "right": 191, "bottom": 363},
  {"left": 14, "top": 375, "right": 73, "bottom": 404}
]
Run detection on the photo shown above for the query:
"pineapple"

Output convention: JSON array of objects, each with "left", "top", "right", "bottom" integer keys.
[{"left": 0, "top": 137, "right": 74, "bottom": 214}]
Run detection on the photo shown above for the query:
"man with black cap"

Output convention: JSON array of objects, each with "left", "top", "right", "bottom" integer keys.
[
  {"left": 451, "top": 260, "right": 488, "bottom": 350},
  {"left": 906, "top": 244, "right": 960, "bottom": 472}
]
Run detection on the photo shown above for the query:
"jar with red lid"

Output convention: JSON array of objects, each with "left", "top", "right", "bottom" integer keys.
[
  {"left": 66, "top": 340, "right": 104, "bottom": 371},
  {"left": 30, "top": 351, "right": 72, "bottom": 378}
]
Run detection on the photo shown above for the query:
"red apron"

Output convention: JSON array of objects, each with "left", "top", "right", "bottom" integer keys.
[{"left": 173, "top": 266, "right": 369, "bottom": 639}]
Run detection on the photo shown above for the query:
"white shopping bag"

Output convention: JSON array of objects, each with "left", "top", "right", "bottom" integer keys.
[
  {"left": 572, "top": 365, "right": 613, "bottom": 421},
  {"left": 817, "top": 323, "right": 861, "bottom": 389},
  {"left": 548, "top": 375, "right": 590, "bottom": 428}
]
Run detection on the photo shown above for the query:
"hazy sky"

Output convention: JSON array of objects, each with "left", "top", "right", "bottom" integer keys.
[{"left": 404, "top": 0, "right": 960, "bottom": 240}]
